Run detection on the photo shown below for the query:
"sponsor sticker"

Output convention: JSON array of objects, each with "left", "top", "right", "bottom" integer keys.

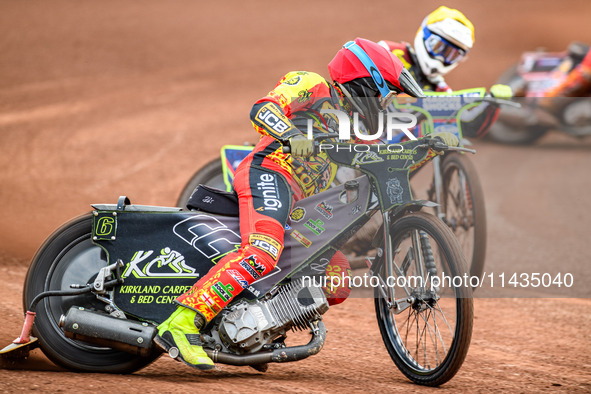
[
  {"left": 122, "top": 248, "right": 198, "bottom": 279},
  {"left": 212, "top": 281, "right": 235, "bottom": 302},
  {"left": 255, "top": 173, "right": 283, "bottom": 212},
  {"left": 304, "top": 219, "right": 325, "bottom": 235},
  {"left": 351, "top": 151, "right": 384, "bottom": 166},
  {"left": 289, "top": 207, "right": 306, "bottom": 222},
  {"left": 256, "top": 105, "right": 291, "bottom": 134},
  {"left": 173, "top": 215, "right": 241, "bottom": 262},
  {"left": 298, "top": 89, "right": 312, "bottom": 103},
  {"left": 228, "top": 269, "right": 249, "bottom": 289},
  {"left": 239, "top": 255, "right": 265, "bottom": 280},
  {"left": 201, "top": 293, "right": 216, "bottom": 308},
  {"left": 249, "top": 233, "right": 282, "bottom": 260},
  {"left": 284, "top": 75, "right": 301, "bottom": 85},
  {"left": 291, "top": 230, "right": 312, "bottom": 248},
  {"left": 315, "top": 201, "right": 333, "bottom": 219},
  {"left": 386, "top": 178, "right": 404, "bottom": 204}
]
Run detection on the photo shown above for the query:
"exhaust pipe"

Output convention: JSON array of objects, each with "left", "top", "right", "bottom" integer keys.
[
  {"left": 206, "top": 320, "right": 326, "bottom": 366},
  {"left": 60, "top": 307, "right": 156, "bottom": 357},
  {"left": 60, "top": 307, "right": 326, "bottom": 365}
]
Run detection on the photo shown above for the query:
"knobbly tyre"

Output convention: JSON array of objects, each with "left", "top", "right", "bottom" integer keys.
[
  {"left": 489, "top": 41, "right": 591, "bottom": 144},
  {"left": 3, "top": 136, "right": 473, "bottom": 387},
  {"left": 176, "top": 88, "right": 513, "bottom": 281}
]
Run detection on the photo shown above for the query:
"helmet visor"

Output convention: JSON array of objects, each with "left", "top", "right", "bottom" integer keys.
[{"left": 423, "top": 28, "right": 467, "bottom": 65}]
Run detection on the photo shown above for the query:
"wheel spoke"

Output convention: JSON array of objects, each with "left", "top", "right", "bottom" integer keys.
[{"left": 425, "top": 304, "right": 450, "bottom": 358}]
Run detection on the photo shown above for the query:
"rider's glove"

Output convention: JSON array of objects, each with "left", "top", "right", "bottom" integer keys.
[
  {"left": 431, "top": 132, "right": 459, "bottom": 155},
  {"left": 489, "top": 84, "right": 513, "bottom": 98},
  {"left": 289, "top": 134, "right": 315, "bottom": 158}
]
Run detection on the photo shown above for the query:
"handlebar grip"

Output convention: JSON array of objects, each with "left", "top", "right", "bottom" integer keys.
[
  {"left": 482, "top": 96, "right": 522, "bottom": 108},
  {"left": 426, "top": 138, "right": 477, "bottom": 154},
  {"left": 282, "top": 133, "right": 338, "bottom": 155},
  {"left": 431, "top": 141, "right": 447, "bottom": 151}
]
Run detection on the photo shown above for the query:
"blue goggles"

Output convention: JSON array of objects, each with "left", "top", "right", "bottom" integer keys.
[{"left": 423, "top": 27, "right": 467, "bottom": 66}]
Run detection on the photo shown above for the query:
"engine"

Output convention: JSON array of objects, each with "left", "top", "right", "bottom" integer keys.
[{"left": 218, "top": 278, "right": 329, "bottom": 353}]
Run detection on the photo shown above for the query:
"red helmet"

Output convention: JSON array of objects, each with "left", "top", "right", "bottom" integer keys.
[
  {"left": 329, "top": 38, "right": 423, "bottom": 97},
  {"left": 328, "top": 38, "right": 423, "bottom": 133}
]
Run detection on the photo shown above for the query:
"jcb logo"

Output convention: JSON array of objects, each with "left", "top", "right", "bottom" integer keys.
[
  {"left": 249, "top": 233, "right": 282, "bottom": 260},
  {"left": 256, "top": 106, "right": 290, "bottom": 134}
]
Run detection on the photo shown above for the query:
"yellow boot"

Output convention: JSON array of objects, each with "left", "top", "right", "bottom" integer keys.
[{"left": 154, "top": 306, "right": 214, "bottom": 370}]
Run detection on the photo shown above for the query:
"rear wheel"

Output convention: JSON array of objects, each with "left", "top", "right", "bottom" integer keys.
[
  {"left": 374, "top": 211, "right": 473, "bottom": 386},
  {"left": 23, "top": 214, "right": 160, "bottom": 373},
  {"left": 440, "top": 153, "right": 487, "bottom": 280},
  {"left": 176, "top": 157, "right": 226, "bottom": 209}
]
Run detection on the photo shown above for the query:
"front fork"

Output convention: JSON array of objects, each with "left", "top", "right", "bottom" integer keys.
[
  {"left": 372, "top": 210, "right": 439, "bottom": 314},
  {"left": 432, "top": 155, "right": 445, "bottom": 222},
  {"left": 371, "top": 212, "right": 401, "bottom": 310}
]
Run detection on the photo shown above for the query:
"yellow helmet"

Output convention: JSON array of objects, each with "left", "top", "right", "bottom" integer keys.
[{"left": 414, "top": 6, "right": 475, "bottom": 81}]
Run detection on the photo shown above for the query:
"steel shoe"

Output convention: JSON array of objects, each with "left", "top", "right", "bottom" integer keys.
[{"left": 154, "top": 306, "right": 214, "bottom": 370}]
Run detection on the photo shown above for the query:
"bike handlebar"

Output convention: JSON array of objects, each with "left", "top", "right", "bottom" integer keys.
[
  {"left": 422, "top": 137, "right": 476, "bottom": 154},
  {"left": 480, "top": 96, "right": 522, "bottom": 108},
  {"left": 282, "top": 134, "right": 476, "bottom": 155},
  {"left": 404, "top": 95, "right": 522, "bottom": 129}
]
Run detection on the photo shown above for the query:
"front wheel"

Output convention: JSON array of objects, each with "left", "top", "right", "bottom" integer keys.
[
  {"left": 23, "top": 214, "right": 160, "bottom": 373},
  {"left": 374, "top": 211, "right": 473, "bottom": 386},
  {"left": 440, "top": 153, "right": 487, "bottom": 280}
]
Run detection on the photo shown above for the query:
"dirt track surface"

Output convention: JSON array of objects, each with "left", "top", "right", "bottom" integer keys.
[{"left": 1, "top": 0, "right": 591, "bottom": 392}]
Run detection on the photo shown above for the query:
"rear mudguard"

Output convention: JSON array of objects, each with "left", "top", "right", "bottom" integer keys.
[{"left": 91, "top": 176, "right": 372, "bottom": 324}]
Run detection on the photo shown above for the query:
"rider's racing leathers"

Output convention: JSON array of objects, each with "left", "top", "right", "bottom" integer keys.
[{"left": 176, "top": 71, "right": 352, "bottom": 322}]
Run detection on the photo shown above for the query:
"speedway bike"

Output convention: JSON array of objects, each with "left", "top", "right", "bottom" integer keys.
[
  {"left": 6, "top": 137, "right": 473, "bottom": 386},
  {"left": 489, "top": 41, "right": 591, "bottom": 144},
  {"left": 176, "top": 89, "right": 503, "bottom": 280}
]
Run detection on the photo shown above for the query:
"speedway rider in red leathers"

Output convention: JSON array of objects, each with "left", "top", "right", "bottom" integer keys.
[
  {"left": 379, "top": 6, "right": 512, "bottom": 139},
  {"left": 154, "top": 38, "right": 457, "bottom": 370}
]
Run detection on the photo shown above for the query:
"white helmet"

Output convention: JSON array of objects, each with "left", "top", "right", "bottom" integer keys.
[{"left": 414, "top": 6, "right": 475, "bottom": 82}]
